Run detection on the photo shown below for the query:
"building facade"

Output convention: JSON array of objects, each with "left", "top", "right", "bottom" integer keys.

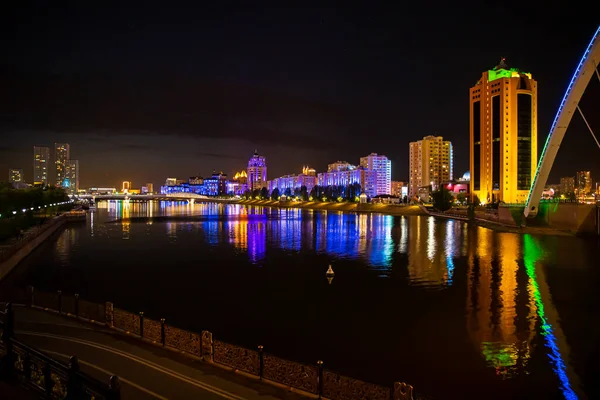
[
  {"left": 146, "top": 183, "right": 154, "bottom": 193},
  {"left": 559, "top": 177, "right": 575, "bottom": 196},
  {"left": 9, "top": 168, "right": 23, "bottom": 184},
  {"left": 470, "top": 59, "right": 538, "bottom": 204},
  {"left": 247, "top": 150, "right": 267, "bottom": 191},
  {"left": 409, "top": 136, "right": 453, "bottom": 198},
  {"left": 317, "top": 166, "right": 375, "bottom": 197},
  {"left": 360, "top": 153, "right": 391, "bottom": 195},
  {"left": 391, "top": 181, "right": 406, "bottom": 197},
  {"left": 267, "top": 166, "right": 317, "bottom": 194},
  {"left": 576, "top": 171, "right": 592, "bottom": 196},
  {"left": 33, "top": 146, "right": 50, "bottom": 186},
  {"left": 66, "top": 160, "right": 79, "bottom": 193},
  {"left": 55, "top": 143, "right": 70, "bottom": 187}
]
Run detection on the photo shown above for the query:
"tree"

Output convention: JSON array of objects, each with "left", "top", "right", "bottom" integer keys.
[
  {"left": 252, "top": 189, "right": 261, "bottom": 199},
  {"left": 260, "top": 187, "right": 269, "bottom": 199},
  {"left": 456, "top": 192, "right": 466, "bottom": 204},
  {"left": 284, "top": 187, "right": 292, "bottom": 197},
  {"left": 472, "top": 194, "right": 481, "bottom": 206},
  {"left": 243, "top": 190, "right": 251, "bottom": 199},
  {"left": 300, "top": 186, "right": 308, "bottom": 201},
  {"left": 271, "top": 188, "right": 280, "bottom": 200},
  {"left": 431, "top": 186, "right": 454, "bottom": 212}
]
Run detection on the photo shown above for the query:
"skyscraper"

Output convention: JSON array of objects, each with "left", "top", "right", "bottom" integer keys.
[
  {"left": 67, "top": 160, "right": 79, "bottom": 193},
  {"left": 55, "top": 143, "right": 70, "bottom": 187},
  {"left": 33, "top": 146, "right": 50, "bottom": 186},
  {"left": 576, "top": 171, "right": 592, "bottom": 196},
  {"left": 559, "top": 177, "right": 575, "bottom": 196},
  {"left": 409, "top": 136, "right": 453, "bottom": 198},
  {"left": 9, "top": 168, "right": 23, "bottom": 183},
  {"left": 470, "top": 59, "right": 538, "bottom": 204},
  {"left": 247, "top": 150, "right": 267, "bottom": 191},
  {"left": 360, "top": 153, "right": 391, "bottom": 195}
]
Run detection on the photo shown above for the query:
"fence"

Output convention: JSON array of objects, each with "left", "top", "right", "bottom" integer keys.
[
  {"left": 24, "top": 287, "right": 418, "bottom": 400},
  {"left": 0, "top": 303, "right": 120, "bottom": 399}
]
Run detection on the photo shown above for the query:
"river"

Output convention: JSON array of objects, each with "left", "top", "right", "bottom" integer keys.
[{"left": 3, "top": 199, "right": 600, "bottom": 400}]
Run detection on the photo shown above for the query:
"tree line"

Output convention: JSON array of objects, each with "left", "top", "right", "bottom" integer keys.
[{"left": 243, "top": 183, "right": 363, "bottom": 202}]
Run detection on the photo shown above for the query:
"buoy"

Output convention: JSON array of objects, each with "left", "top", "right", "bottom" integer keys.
[{"left": 326, "top": 265, "right": 335, "bottom": 276}]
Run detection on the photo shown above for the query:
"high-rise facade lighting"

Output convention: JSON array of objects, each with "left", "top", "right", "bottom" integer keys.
[
  {"left": 33, "top": 146, "right": 50, "bottom": 186},
  {"left": 360, "top": 153, "right": 391, "bottom": 195},
  {"left": 55, "top": 143, "right": 70, "bottom": 187},
  {"left": 470, "top": 59, "right": 538, "bottom": 204},
  {"left": 247, "top": 149, "right": 267, "bottom": 191},
  {"left": 409, "top": 136, "right": 453, "bottom": 198},
  {"left": 9, "top": 168, "right": 24, "bottom": 183}
]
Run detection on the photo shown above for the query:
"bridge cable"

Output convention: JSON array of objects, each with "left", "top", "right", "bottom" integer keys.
[{"left": 576, "top": 105, "right": 600, "bottom": 151}]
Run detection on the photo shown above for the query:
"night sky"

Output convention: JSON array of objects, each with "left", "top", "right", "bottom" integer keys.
[{"left": 2, "top": 2, "right": 599, "bottom": 189}]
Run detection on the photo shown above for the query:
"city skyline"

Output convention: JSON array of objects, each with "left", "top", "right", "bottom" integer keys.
[{"left": 2, "top": 5, "right": 599, "bottom": 188}]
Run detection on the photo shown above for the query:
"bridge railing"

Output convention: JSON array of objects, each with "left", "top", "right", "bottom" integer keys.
[
  {"left": 22, "top": 287, "right": 419, "bottom": 400},
  {"left": 0, "top": 303, "right": 121, "bottom": 399}
]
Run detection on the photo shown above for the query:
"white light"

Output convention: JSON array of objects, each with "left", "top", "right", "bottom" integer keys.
[
  {"left": 12, "top": 211, "right": 17, "bottom": 215},
  {"left": 30, "top": 207, "right": 34, "bottom": 210},
  {"left": 22, "top": 209, "right": 27, "bottom": 212}
]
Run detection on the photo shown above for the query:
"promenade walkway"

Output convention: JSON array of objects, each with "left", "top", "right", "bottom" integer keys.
[{"left": 5, "top": 305, "right": 307, "bottom": 400}]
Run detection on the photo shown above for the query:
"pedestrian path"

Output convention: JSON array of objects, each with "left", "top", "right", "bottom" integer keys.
[{"left": 11, "top": 306, "right": 308, "bottom": 400}]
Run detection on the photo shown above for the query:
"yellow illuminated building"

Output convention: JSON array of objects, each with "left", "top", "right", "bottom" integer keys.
[
  {"left": 409, "top": 136, "right": 453, "bottom": 198},
  {"left": 470, "top": 59, "right": 538, "bottom": 204}
]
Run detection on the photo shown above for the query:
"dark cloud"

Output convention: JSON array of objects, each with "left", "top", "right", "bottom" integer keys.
[{"left": 1, "top": 75, "right": 362, "bottom": 151}]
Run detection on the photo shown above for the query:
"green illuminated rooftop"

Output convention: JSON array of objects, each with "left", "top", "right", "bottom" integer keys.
[{"left": 488, "top": 58, "right": 531, "bottom": 82}]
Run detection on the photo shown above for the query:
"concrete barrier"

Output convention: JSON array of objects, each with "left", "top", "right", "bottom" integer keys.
[{"left": 0, "top": 216, "right": 68, "bottom": 282}]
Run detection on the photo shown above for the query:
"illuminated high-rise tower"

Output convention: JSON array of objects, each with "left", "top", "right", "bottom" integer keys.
[
  {"left": 409, "top": 136, "right": 453, "bottom": 198},
  {"left": 247, "top": 150, "right": 267, "bottom": 191},
  {"left": 33, "top": 146, "right": 50, "bottom": 186},
  {"left": 55, "top": 143, "right": 70, "bottom": 187},
  {"left": 576, "top": 171, "right": 592, "bottom": 196},
  {"left": 360, "top": 153, "right": 391, "bottom": 195},
  {"left": 66, "top": 160, "right": 79, "bottom": 193},
  {"left": 470, "top": 59, "right": 538, "bottom": 204}
]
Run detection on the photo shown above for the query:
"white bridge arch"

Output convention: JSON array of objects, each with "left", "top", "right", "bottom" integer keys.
[{"left": 524, "top": 25, "right": 600, "bottom": 217}]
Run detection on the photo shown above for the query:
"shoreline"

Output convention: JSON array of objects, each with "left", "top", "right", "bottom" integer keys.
[{"left": 110, "top": 198, "right": 578, "bottom": 236}]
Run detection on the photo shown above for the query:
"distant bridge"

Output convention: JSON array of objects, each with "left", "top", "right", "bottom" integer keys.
[{"left": 73, "top": 193, "right": 233, "bottom": 203}]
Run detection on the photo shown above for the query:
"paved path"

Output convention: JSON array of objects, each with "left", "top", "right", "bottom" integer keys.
[{"left": 10, "top": 306, "right": 308, "bottom": 400}]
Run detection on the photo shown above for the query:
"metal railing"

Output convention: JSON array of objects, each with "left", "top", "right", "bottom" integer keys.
[
  {"left": 0, "top": 303, "right": 121, "bottom": 399},
  {"left": 24, "top": 287, "right": 419, "bottom": 400}
]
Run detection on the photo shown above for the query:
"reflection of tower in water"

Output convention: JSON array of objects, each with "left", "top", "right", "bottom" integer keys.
[
  {"left": 122, "top": 200, "right": 130, "bottom": 239},
  {"left": 247, "top": 221, "right": 266, "bottom": 263},
  {"left": 405, "top": 216, "right": 459, "bottom": 288},
  {"left": 466, "top": 228, "right": 537, "bottom": 378},
  {"left": 54, "top": 228, "right": 78, "bottom": 265}
]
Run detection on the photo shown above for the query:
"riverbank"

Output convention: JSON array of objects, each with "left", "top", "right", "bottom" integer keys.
[
  {"left": 0, "top": 212, "right": 86, "bottom": 282},
  {"left": 233, "top": 199, "right": 426, "bottom": 215},
  {"left": 426, "top": 209, "right": 576, "bottom": 236}
]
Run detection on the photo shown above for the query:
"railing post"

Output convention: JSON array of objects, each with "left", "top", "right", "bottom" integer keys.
[
  {"left": 258, "top": 345, "right": 264, "bottom": 379},
  {"left": 24, "top": 353, "right": 32, "bottom": 382},
  {"left": 109, "top": 375, "right": 121, "bottom": 400},
  {"left": 317, "top": 360, "right": 324, "bottom": 399},
  {"left": 139, "top": 312, "right": 144, "bottom": 338},
  {"left": 74, "top": 294, "right": 79, "bottom": 318},
  {"left": 106, "top": 302, "right": 114, "bottom": 327},
  {"left": 44, "top": 363, "right": 54, "bottom": 394},
  {"left": 160, "top": 318, "right": 166, "bottom": 346},
  {"left": 66, "top": 356, "right": 82, "bottom": 399},
  {"left": 57, "top": 290, "right": 62, "bottom": 313}
]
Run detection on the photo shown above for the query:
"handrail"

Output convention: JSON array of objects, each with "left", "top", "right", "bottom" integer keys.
[{"left": 0, "top": 303, "right": 120, "bottom": 399}]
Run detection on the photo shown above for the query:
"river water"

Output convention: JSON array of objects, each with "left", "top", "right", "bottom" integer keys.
[{"left": 4, "top": 200, "right": 600, "bottom": 399}]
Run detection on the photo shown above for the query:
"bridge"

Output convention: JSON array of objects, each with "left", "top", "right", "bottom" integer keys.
[
  {"left": 524, "top": 25, "right": 600, "bottom": 218},
  {"left": 74, "top": 193, "right": 233, "bottom": 204}
]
